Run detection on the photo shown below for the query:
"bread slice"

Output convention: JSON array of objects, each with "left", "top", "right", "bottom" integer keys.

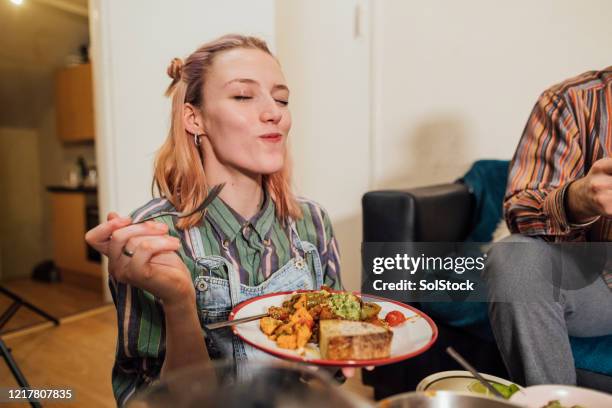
[{"left": 319, "top": 319, "right": 392, "bottom": 360}]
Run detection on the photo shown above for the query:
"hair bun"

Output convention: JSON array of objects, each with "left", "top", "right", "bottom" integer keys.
[{"left": 167, "top": 57, "right": 184, "bottom": 81}]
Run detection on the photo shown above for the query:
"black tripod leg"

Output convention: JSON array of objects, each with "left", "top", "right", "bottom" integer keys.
[
  {"left": 20, "top": 302, "right": 59, "bottom": 326},
  {"left": 0, "top": 339, "right": 42, "bottom": 407},
  {"left": 0, "top": 302, "right": 21, "bottom": 330},
  {"left": 0, "top": 287, "right": 59, "bottom": 326}
]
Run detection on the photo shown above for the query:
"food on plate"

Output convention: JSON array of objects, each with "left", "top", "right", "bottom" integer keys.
[
  {"left": 259, "top": 288, "right": 398, "bottom": 359},
  {"left": 540, "top": 401, "right": 585, "bottom": 408},
  {"left": 385, "top": 310, "right": 406, "bottom": 327},
  {"left": 319, "top": 319, "right": 392, "bottom": 360},
  {"left": 260, "top": 299, "right": 314, "bottom": 349},
  {"left": 327, "top": 292, "right": 361, "bottom": 320},
  {"left": 360, "top": 301, "right": 382, "bottom": 320}
]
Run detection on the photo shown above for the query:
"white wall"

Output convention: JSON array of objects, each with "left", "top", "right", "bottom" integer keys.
[
  {"left": 276, "top": 0, "right": 371, "bottom": 291},
  {"left": 90, "top": 0, "right": 275, "bottom": 219},
  {"left": 373, "top": 0, "right": 612, "bottom": 189}
]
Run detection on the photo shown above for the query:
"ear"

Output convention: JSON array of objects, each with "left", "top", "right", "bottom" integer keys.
[{"left": 183, "top": 103, "right": 205, "bottom": 135}]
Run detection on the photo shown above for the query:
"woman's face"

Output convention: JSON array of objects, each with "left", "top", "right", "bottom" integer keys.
[{"left": 199, "top": 48, "right": 291, "bottom": 176}]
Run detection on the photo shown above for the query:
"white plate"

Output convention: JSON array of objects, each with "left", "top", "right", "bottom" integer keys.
[
  {"left": 510, "top": 384, "right": 612, "bottom": 408},
  {"left": 230, "top": 290, "right": 438, "bottom": 367},
  {"left": 417, "top": 370, "right": 520, "bottom": 398}
]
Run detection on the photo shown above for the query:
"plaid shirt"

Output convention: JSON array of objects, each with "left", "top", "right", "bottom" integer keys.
[
  {"left": 109, "top": 194, "right": 342, "bottom": 405},
  {"left": 505, "top": 66, "right": 612, "bottom": 289}
]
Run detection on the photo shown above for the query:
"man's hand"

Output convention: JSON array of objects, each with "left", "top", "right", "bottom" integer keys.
[{"left": 566, "top": 158, "right": 612, "bottom": 223}]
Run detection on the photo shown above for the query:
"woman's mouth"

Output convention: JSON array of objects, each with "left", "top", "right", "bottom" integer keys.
[{"left": 259, "top": 133, "right": 283, "bottom": 143}]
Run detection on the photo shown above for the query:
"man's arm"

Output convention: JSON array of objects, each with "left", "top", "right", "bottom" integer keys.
[{"left": 504, "top": 90, "right": 587, "bottom": 240}]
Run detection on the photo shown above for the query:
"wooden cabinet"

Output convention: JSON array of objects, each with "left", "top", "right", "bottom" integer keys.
[
  {"left": 50, "top": 190, "right": 101, "bottom": 290},
  {"left": 55, "top": 63, "right": 95, "bottom": 142}
]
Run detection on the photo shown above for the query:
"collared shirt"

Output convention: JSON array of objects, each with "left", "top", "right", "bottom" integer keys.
[
  {"left": 505, "top": 66, "right": 612, "bottom": 289},
  {"left": 109, "top": 194, "right": 342, "bottom": 405}
]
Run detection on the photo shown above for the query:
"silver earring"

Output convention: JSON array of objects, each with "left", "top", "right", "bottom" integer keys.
[{"left": 194, "top": 133, "right": 201, "bottom": 146}]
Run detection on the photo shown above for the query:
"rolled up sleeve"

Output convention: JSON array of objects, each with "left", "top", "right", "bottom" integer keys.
[{"left": 504, "top": 90, "right": 587, "bottom": 241}]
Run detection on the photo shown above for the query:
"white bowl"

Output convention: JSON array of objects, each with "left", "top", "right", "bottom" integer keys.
[
  {"left": 509, "top": 384, "right": 612, "bottom": 408},
  {"left": 417, "top": 370, "right": 519, "bottom": 398}
]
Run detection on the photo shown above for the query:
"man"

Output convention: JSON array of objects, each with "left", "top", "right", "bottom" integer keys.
[{"left": 485, "top": 67, "right": 612, "bottom": 385}]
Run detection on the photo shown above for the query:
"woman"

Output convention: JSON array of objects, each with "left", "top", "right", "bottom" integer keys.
[{"left": 85, "top": 34, "right": 344, "bottom": 405}]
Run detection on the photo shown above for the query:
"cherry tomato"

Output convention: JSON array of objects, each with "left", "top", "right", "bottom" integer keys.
[{"left": 385, "top": 310, "right": 406, "bottom": 327}]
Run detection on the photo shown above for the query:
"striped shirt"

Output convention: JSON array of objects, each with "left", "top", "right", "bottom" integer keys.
[
  {"left": 505, "top": 66, "right": 612, "bottom": 289},
  {"left": 109, "top": 193, "right": 342, "bottom": 405}
]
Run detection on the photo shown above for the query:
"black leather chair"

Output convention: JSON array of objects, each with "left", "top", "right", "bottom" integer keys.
[
  {"left": 361, "top": 182, "right": 612, "bottom": 398},
  {"left": 360, "top": 183, "right": 508, "bottom": 399}
]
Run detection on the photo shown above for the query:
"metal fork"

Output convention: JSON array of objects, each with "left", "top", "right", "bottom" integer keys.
[
  {"left": 132, "top": 183, "right": 225, "bottom": 224},
  {"left": 204, "top": 313, "right": 268, "bottom": 330},
  {"left": 446, "top": 347, "right": 506, "bottom": 399}
]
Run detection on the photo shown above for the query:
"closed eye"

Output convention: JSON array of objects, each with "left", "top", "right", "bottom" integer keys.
[{"left": 275, "top": 99, "right": 289, "bottom": 106}]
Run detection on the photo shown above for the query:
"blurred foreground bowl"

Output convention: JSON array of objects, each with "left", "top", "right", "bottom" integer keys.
[
  {"left": 127, "top": 360, "right": 372, "bottom": 408},
  {"left": 509, "top": 384, "right": 612, "bottom": 408},
  {"left": 378, "top": 391, "right": 523, "bottom": 408}
]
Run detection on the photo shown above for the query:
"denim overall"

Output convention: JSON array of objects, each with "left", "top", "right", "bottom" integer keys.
[{"left": 188, "top": 221, "right": 324, "bottom": 373}]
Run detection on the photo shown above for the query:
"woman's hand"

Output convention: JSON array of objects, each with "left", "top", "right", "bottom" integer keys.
[
  {"left": 87, "top": 214, "right": 208, "bottom": 373},
  {"left": 310, "top": 366, "right": 374, "bottom": 380},
  {"left": 341, "top": 366, "right": 374, "bottom": 378},
  {"left": 85, "top": 212, "right": 132, "bottom": 256},
  {"left": 86, "top": 212, "right": 193, "bottom": 305},
  {"left": 119, "top": 242, "right": 194, "bottom": 305}
]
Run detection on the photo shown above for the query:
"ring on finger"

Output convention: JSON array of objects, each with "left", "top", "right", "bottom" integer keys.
[{"left": 122, "top": 246, "right": 135, "bottom": 258}]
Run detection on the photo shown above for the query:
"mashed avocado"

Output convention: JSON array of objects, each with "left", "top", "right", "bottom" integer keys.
[{"left": 328, "top": 293, "right": 361, "bottom": 320}]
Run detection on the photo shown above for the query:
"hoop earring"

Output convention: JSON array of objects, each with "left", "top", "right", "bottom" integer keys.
[{"left": 194, "top": 133, "right": 201, "bottom": 146}]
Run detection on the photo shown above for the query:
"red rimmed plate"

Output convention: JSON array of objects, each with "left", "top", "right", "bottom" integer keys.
[{"left": 230, "top": 290, "right": 438, "bottom": 367}]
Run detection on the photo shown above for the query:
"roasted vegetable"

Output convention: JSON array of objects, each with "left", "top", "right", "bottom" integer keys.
[
  {"left": 260, "top": 317, "right": 283, "bottom": 335},
  {"left": 361, "top": 302, "right": 382, "bottom": 320},
  {"left": 261, "top": 289, "right": 394, "bottom": 351}
]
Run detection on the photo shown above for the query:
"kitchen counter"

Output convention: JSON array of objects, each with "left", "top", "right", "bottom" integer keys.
[
  {"left": 48, "top": 185, "right": 101, "bottom": 291},
  {"left": 47, "top": 185, "right": 97, "bottom": 193}
]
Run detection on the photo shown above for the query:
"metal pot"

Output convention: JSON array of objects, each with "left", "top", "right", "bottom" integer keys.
[{"left": 378, "top": 391, "right": 524, "bottom": 408}]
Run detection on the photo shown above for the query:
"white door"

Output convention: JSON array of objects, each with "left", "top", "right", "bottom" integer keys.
[{"left": 276, "top": 0, "right": 371, "bottom": 291}]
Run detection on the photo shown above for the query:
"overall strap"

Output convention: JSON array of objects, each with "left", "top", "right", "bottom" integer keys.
[
  {"left": 188, "top": 226, "right": 207, "bottom": 260},
  {"left": 188, "top": 226, "right": 241, "bottom": 307},
  {"left": 288, "top": 220, "right": 324, "bottom": 289}
]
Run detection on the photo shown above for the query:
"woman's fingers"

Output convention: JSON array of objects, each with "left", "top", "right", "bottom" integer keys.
[
  {"left": 341, "top": 367, "right": 356, "bottom": 378},
  {"left": 340, "top": 366, "right": 374, "bottom": 378},
  {"left": 85, "top": 214, "right": 132, "bottom": 255},
  {"left": 126, "top": 236, "right": 180, "bottom": 281},
  {"left": 108, "top": 221, "right": 169, "bottom": 267},
  {"left": 113, "top": 234, "right": 177, "bottom": 282},
  {"left": 107, "top": 212, "right": 120, "bottom": 222},
  {"left": 116, "top": 237, "right": 186, "bottom": 301}
]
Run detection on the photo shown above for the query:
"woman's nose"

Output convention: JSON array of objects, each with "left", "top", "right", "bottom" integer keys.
[{"left": 260, "top": 98, "right": 282, "bottom": 124}]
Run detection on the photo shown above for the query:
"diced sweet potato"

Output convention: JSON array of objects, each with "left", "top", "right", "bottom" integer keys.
[
  {"left": 277, "top": 334, "right": 298, "bottom": 349},
  {"left": 296, "top": 323, "right": 312, "bottom": 348},
  {"left": 274, "top": 322, "right": 295, "bottom": 336},
  {"left": 290, "top": 306, "right": 312, "bottom": 323},
  {"left": 260, "top": 317, "right": 283, "bottom": 335}
]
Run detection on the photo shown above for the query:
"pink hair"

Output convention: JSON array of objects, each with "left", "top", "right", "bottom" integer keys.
[{"left": 153, "top": 34, "right": 301, "bottom": 229}]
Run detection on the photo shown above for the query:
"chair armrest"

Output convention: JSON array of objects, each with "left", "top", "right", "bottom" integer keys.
[{"left": 362, "top": 183, "right": 474, "bottom": 242}]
